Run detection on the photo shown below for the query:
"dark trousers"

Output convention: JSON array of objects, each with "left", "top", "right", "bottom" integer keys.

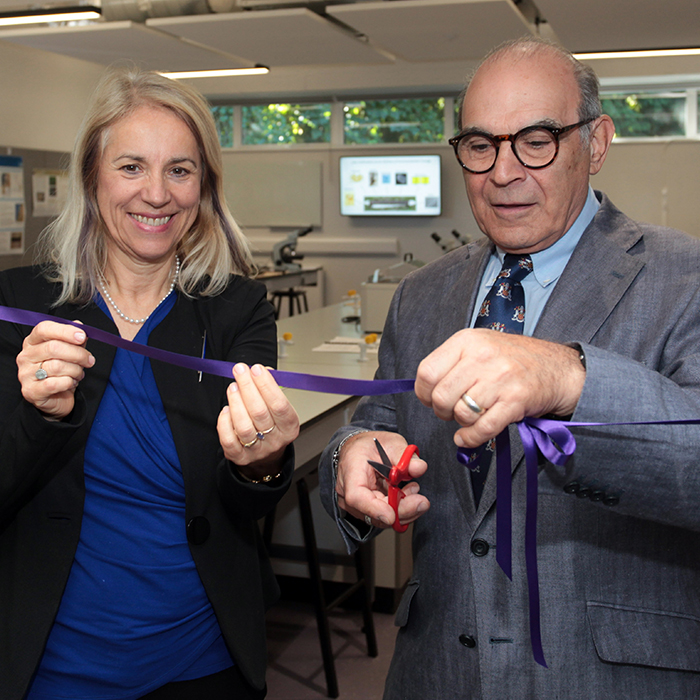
[{"left": 139, "top": 666, "right": 266, "bottom": 700}]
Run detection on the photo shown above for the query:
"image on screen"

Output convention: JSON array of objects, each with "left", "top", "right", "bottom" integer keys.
[{"left": 339, "top": 154, "right": 441, "bottom": 217}]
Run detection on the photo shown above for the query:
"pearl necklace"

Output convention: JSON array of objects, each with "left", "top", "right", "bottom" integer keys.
[{"left": 100, "top": 256, "right": 180, "bottom": 324}]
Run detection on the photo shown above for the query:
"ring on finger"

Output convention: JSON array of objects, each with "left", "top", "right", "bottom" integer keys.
[
  {"left": 35, "top": 362, "right": 49, "bottom": 381},
  {"left": 237, "top": 434, "right": 258, "bottom": 449},
  {"left": 255, "top": 425, "right": 275, "bottom": 441},
  {"left": 461, "top": 393, "right": 484, "bottom": 415},
  {"left": 364, "top": 515, "right": 373, "bottom": 526}
]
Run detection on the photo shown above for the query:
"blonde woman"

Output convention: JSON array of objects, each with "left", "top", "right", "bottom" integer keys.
[{"left": 0, "top": 67, "right": 298, "bottom": 700}]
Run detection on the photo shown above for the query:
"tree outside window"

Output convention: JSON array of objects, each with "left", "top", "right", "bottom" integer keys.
[
  {"left": 241, "top": 103, "right": 331, "bottom": 144},
  {"left": 344, "top": 98, "right": 445, "bottom": 144},
  {"left": 601, "top": 93, "right": 685, "bottom": 138},
  {"left": 211, "top": 106, "right": 234, "bottom": 148}
]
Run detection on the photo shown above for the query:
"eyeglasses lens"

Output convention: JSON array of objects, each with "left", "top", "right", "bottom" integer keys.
[{"left": 458, "top": 128, "right": 558, "bottom": 171}]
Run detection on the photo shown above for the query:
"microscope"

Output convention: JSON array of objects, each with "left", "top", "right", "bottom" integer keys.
[{"left": 272, "top": 226, "right": 312, "bottom": 271}]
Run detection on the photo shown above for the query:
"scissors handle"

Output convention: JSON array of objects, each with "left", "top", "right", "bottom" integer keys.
[
  {"left": 388, "top": 444, "right": 419, "bottom": 533},
  {"left": 389, "top": 487, "right": 409, "bottom": 533},
  {"left": 389, "top": 444, "right": 419, "bottom": 484}
]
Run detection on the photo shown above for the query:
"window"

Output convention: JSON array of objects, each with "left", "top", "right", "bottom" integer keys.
[
  {"left": 241, "top": 103, "right": 331, "bottom": 145},
  {"left": 210, "top": 86, "right": 700, "bottom": 149},
  {"left": 343, "top": 98, "right": 445, "bottom": 144},
  {"left": 601, "top": 92, "right": 686, "bottom": 138},
  {"left": 211, "top": 105, "right": 234, "bottom": 148}
]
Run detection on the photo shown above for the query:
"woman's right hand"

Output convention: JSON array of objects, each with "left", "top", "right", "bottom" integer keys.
[{"left": 16, "top": 321, "right": 95, "bottom": 420}]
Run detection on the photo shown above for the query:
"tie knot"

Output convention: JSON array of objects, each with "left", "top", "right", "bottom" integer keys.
[{"left": 499, "top": 254, "right": 533, "bottom": 284}]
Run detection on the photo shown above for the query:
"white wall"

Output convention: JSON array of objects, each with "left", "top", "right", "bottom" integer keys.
[{"left": 0, "top": 40, "right": 103, "bottom": 152}]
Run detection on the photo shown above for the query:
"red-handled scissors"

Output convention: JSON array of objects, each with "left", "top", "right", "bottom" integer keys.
[{"left": 367, "top": 437, "right": 420, "bottom": 533}]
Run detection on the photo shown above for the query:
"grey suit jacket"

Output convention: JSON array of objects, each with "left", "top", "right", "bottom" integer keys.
[{"left": 319, "top": 193, "right": 700, "bottom": 699}]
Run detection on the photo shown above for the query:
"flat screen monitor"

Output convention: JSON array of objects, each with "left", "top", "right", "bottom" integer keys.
[{"left": 339, "top": 154, "right": 441, "bottom": 216}]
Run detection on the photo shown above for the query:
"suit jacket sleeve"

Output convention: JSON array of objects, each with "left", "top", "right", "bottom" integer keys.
[
  {"left": 319, "top": 277, "right": 407, "bottom": 551},
  {"left": 208, "top": 280, "right": 294, "bottom": 522},
  {"left": 0, "top": 269, "right": 92, "bottom": 525}
]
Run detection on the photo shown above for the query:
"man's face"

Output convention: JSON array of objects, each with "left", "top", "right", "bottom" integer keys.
[{"left": 460, "top": 51, "right": 598, "bottom": 254}]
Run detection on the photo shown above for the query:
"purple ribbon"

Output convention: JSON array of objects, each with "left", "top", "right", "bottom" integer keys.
[
  {"left": 461, "top": 414, "right": 700, "bottom": 669},
  {"left": 5, "top": 304, "right": 698, "bottom": 668},
  {"left": 0, "top": 305, "right": 413, "bottom": 396}
]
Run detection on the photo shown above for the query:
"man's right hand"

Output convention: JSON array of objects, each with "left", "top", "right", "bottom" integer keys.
[{"left": 336, "top": 430, "right": 430, "bottom": 529}]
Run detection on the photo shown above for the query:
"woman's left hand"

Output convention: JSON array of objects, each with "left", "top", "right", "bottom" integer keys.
[{"left": 217, "top": 363, "right": 300, "bottom": 481}]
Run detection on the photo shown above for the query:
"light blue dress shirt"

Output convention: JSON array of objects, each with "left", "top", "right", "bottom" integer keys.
[{"left": 469, "top": 186, "right": 600, "bottom": 336}]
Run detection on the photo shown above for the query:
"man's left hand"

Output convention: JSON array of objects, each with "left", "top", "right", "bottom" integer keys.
[{"left": 414, "top": 328, "right": 586, "bottom": 448}]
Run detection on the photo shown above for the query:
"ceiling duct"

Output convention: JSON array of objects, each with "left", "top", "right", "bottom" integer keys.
[
  {"left": 102, "top": 0, "right": 238, "bottom": 23},
  {"left": 101, "top": 0, "right": 355, "bottom": 22}
]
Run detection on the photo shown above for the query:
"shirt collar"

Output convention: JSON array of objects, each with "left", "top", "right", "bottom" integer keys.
[{"left": 493, "top": 186, "right": 600, "bottom": 289}]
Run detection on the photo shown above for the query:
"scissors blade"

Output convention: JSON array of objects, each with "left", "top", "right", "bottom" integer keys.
[
  {"left": 373, "top": 438, "right": 393, "bottom": 468},
  {"left": 367, "top": 460, "right": 392, "bottom": 481}
]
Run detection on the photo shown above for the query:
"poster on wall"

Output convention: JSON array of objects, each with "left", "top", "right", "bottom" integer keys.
[
  {"left": 33, "top": 168, "right": 69, "bottom": 217},
  {"left": 0, "top": 155, "right": 25, "bottom": 255}
]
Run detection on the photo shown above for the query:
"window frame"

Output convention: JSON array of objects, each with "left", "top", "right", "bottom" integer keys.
[{"left": 209, "top": 85, "right": 700, "bottom": 151}]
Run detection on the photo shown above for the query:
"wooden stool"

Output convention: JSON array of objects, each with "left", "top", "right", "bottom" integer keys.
[{"left": 271, "top": 288, "right": 309, "bottom": 319}]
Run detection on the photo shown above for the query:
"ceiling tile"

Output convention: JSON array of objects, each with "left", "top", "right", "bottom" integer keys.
[
  {"left": 536, "top": 0, "right": 700, "bottom": 53},
  {"left": 0, "top": 21, "right": 249, "bottom": 71},
  {"left": 328, "top": 0, "right": 533, "bottom": 63},
  {"left": 148, "top": 8, "right": 393, "bottom": 67}
]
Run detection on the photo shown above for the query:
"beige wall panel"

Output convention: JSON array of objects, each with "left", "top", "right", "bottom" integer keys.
[{"left": 0, "top": 40, "right": 102, "bottom": 152}]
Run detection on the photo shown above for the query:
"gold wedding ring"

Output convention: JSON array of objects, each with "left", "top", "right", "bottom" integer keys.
[{"left": 239, "top": 425, "right": 276, "bottom": 448}]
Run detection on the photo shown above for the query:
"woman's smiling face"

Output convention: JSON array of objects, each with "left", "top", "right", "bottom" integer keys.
[{"left": 96, "top": 104, "right": 202, "bottom": 266}]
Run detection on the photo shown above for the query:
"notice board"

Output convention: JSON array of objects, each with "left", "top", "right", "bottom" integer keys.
[{"left": 0, "top": 146, "right": 69, "bottom": 272}]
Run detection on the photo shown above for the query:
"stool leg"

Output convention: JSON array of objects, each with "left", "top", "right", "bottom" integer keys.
[
  {"left": 354, "top": 543, "right": 378, "bottom": 657},
  {"left": 297, "top": 477, "right": 339, "bottom": 698}
]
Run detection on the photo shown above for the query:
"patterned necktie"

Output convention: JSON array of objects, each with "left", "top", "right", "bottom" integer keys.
[{"left": 468, "top": 253, "right": 533, "bottom": 505}]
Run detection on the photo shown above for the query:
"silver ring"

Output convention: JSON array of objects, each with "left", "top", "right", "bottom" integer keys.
[
  {"left": 238, "top": 435, "right": 258, "bottom": 449},
  {"left": 35, "top": 364, "right": 48, "bottom": 381},
  {"left": 461, "top": 393, "right": 484, "bottom": 415},
  {"left": 364, "top": 515, "right": 373, "bottom": 526},
  {"left": 255, "top": 425, "right": 275, "bottom": 441}
]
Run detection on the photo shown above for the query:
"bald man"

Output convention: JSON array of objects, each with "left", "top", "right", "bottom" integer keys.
[{"left": 320, "top": 37, "right": 700, "bottom": 699}]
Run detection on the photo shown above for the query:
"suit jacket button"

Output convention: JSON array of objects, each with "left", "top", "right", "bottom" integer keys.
[
  {"left": 471, "top": 539, "right": 490, "bottom": 557},
  {"left": 563, "top": 481, "right": 580, "bottom": 494},
  {"left": 589, "top": 489, "right": 605, "bottom": 502},
  {"left": 459, "top": 634, "right": 476, "bottom": 648},
  {"left": 603, "top": 495, "right": 620, "bottom": 507},
  {"left": 187, "top": 516, "right": 211, "bottom": 545},
  {"left": 576, "top": 486, "right": 592, "bottom": 499}
]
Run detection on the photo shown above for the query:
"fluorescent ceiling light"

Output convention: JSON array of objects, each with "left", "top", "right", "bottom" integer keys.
[
  {"left": 575, "top": 48, "right": 700, "bottom": 60},
  {"left": 160, "top": 66, "right": 270, "bottom": 79},
  {"left": 0, "top": 6, "right": 101, "bottom": 26}
]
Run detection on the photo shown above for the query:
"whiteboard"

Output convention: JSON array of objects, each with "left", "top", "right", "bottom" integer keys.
[{"left": 222, "top": 157, "right": 322, "bottom": 227}]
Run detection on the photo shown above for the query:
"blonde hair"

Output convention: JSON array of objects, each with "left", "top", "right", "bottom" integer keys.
[{"left": 39, "top": 65, "right": 252, "bottom": 306}]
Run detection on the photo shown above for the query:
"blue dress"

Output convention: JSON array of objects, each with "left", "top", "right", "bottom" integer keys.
[{"left": 27, "top": 293, "right": 233, "bottom": 700}]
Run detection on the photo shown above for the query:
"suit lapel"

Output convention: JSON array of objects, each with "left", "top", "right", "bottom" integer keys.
[
  {"left": 53, "top": 302, "right": 118, "bottom": 430},
  {"left": 535, "top": 195, "right": 645, "bottom": 344},
  {"left": 476, "top": 194, "right": 647, "bottom": 517}
]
